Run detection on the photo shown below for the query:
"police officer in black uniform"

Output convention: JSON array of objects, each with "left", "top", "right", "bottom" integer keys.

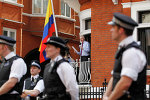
[
  {"left": 0, "top": 35, "right": 27, "bottom": 100},
  {"left": 21, "top": 60, "right": 44, "bottom": 100},
  {"left": 103, "top": 12, "right": 147, "bottom": 100},
  {"left": 43, "top": 36, "right": 79, "bottom": 100}
]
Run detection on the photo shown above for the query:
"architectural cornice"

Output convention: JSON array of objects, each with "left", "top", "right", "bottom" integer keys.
[{"left": 0, "top": 0, "right": 24, "bottom": 7}]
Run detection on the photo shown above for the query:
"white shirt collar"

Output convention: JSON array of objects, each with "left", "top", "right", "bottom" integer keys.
[
  {"left": 5, "top": 52, "right": 16, "bottom": 60},
  {"left": 51, "top": 55, "right": 63, "bottom": 63},
  {"left": 119, "top": 36, "right": 134, "bottom": 48},
  {"left": 31, "top": 74, "right": 39, "bottom": 80}
]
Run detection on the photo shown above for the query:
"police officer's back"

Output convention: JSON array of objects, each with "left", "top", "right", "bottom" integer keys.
[{"left": 0, "top": 35, "right": 27, "bottom": 100}]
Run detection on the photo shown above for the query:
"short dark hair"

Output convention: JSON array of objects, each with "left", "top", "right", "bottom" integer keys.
[
  {"left": 54, "top": 44, "right": 66, "bottom": 57},
  {"left": 116, "top": 24, "right": 133, "bottom": 36},
  {"left": 8, "top": 45, "right": 14, "bottom": 51}
]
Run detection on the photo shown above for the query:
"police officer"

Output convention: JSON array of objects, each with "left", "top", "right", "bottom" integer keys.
[
  {"left": 0, "top": 35, "right": 27, "bottom": 100},
  {"left": 21, "top": 60, "right": 44, "bottom": 100},
  {"left": 43, "top": 36, "right": 79, "bottom": 100},
  {"left": 103, "top": 12, "right": 147, "bottom": 100}
]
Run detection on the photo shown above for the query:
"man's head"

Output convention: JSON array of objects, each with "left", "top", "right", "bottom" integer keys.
[
  {"left": 80, "top": 35, "right": 85, "bottom": 43},
  {"left": 0, "top": 35, "right": 16, "bottom": 57},
  {"left": 108, "top": 12, "right": 138, "bottom": 42},
  {"left": 44, "top": 36, "right": 67, "bottom": 59},
  {"left": 30, "top": 60, "right": 41, "bottom": 76}
]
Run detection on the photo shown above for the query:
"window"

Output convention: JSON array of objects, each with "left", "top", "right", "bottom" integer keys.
[
  {"left": 138, "top": 10, "right": 150, "bottom": 66},
  {"left": 3, "top": 27, "right": 16, "bottom": 52},
  {"left": 138, "top": 28, "right": 150, "bottom": 65},
  {"left": 4, "top": 0, "right": 17, "bottom": 3},
  {"left": 139, "top": 11, "right": 150, "bottom": 23},
  {"left": 85, "top": 19, "right": 91, "bottom": 30},
  {"left": 32, "top": 0, "right": 48, "bottom": 14},
  {"left": 61, "top": 0, "right": 71, "bottom": 17}
]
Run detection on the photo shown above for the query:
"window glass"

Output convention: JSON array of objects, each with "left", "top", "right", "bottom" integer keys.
[
  {"left": 139, "top": 11, "right": 150, "bottom": 23},
  {"left": 43, "top": 0, "right": 49, "bottom": 14},
  {"left": 3, "top": 31, "right": 8, "bottom": 36},
  {"left": 66, "top": 4, "right": 70, "bottom": 17},
  {"left": 33, "top": 0, "right": 42, "bottom": 14},
  {"left": 61, "top": 0, "right": 65, "bottom": 16}
]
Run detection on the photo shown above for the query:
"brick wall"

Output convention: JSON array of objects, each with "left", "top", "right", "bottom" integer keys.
[
  {"left": 91, "top": 0, "right": 123, "bottom": 86},
  {"left": 22, "top": 0, "right": 80, "bottom": 59},
  {"left": 82, "top": 0, "right": 146, "bottom": 86}
]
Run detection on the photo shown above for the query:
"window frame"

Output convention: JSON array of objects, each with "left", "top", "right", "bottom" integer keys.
[
  {"left": 3, "top": 27, "right": 16, "bottom": 52},
  {"left": 32, "top": 0, "right": 48, "bottom": 15},
  {"left": 4, "top": 0, "right": 17, "bottom": 3},
  {"left": 61, "top": 0, "right": 71, "bottom": 18}
]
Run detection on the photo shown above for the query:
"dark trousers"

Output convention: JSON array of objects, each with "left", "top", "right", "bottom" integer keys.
[
  {"left": 81, "top": 56, "right": 90, "bottom": 62},
  {"left": 0, "top": 94, "right": 21, "bottom": 100}
]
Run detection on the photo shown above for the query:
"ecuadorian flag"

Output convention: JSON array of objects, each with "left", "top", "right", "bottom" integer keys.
[{"left": 39, "top": 0, "right": 55, "bottom": 63}]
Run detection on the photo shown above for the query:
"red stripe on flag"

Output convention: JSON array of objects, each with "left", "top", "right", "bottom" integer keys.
[{"left": 39, "top": 23, "right": 55, "bottom": 63}]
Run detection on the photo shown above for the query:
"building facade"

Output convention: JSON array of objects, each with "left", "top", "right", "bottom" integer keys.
[
  {"left": 1, "top": 0, "right": 150, "bottom": 86},
  {"left": 0, "top": 0, "right": 80, "bottom": 76},
  {"left": 64, "top": 0, "right": 150, "bottom": 86}
]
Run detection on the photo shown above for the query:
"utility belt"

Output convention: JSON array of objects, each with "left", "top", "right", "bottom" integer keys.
[{"left": 37, "top": 92, "right": 71, "bottom": 100}]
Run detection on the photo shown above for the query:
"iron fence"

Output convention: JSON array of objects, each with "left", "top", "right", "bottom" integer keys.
[
  {"left": 79, "top": 79, "right": 107, "bottom": 100},
  {"left": 79, "top": 78, "right": 150, "bottom": 100}
]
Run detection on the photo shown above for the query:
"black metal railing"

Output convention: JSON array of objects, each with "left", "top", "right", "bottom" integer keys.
[
  {"left": 79, "top": 79, "right": 108, "bottom": 100},
  {"left": 79, "top": 78, "right": 150, "bottom": 100}
]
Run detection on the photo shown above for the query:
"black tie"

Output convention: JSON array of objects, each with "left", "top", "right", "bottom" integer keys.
[
  {"left": 32, "top": 77, "right": 34, "bottom": 82},
  {"left": 0, "top": 58, "right": 6, "bottom": 69}
]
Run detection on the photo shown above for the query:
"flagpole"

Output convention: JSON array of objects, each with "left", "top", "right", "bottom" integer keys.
[{"left": 51, "top": 0, "right": 58, "bottom": 37}]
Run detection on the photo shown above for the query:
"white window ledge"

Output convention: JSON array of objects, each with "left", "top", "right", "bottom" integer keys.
[
  {"left": 55, "top": 15, "right": 76, "bottom": 22},
  {"left": 22, "top": 13, "right": 46, "bottom": 17},
  {"left": 23, "top": 13, "right": 76, "bottom": 22},
  {"left": 1, "top": 18, "right": 24, "bottom": 24},
  {"left": 0, "top": 0, "right": 24, "bottom": 7},
  {"left": 80, "top": 29, "right": 91, "bottom": 36},
  {"left": 75, "top": 26, "right": 80, "bottom": 29},
  {"left": 60, "top": 32, "right": 75, "bottom": 36}
]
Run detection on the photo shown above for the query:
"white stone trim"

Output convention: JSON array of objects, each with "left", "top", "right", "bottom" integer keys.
[
  {"left": 55, "top": 15, "right": 76, "bottom": 22},
  {"left": 79, "top": 8, "right": 91, "bottom": 36},
  {"left": 121, "top": 2, "right": 132, "bottom": 8},
  {"left": 80, "top": 29, "right": 91, "bottom": 36},
  {"left": 75, "top": 26, "right": 80, "bottom": 29},
  {"left": 112, "top": 0, "right": 118, "bottom": 5},
  {"left": 2, "top": 18, "right": 23, "bottom": 24},
  {"left": 23, "top": 13, "right": 46, "bottom": 17},
  {"left": 0, "top": 0, "right": 24, "bottom": 7},
  {"left": 23, "top": 13, "right": 76, "bottom": 22},
  {"left": 131, "top": 1, "right": 150, "bottom": 41},
  {"left": 60, "top": 32, "right": 75, "bottom": 36}
]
